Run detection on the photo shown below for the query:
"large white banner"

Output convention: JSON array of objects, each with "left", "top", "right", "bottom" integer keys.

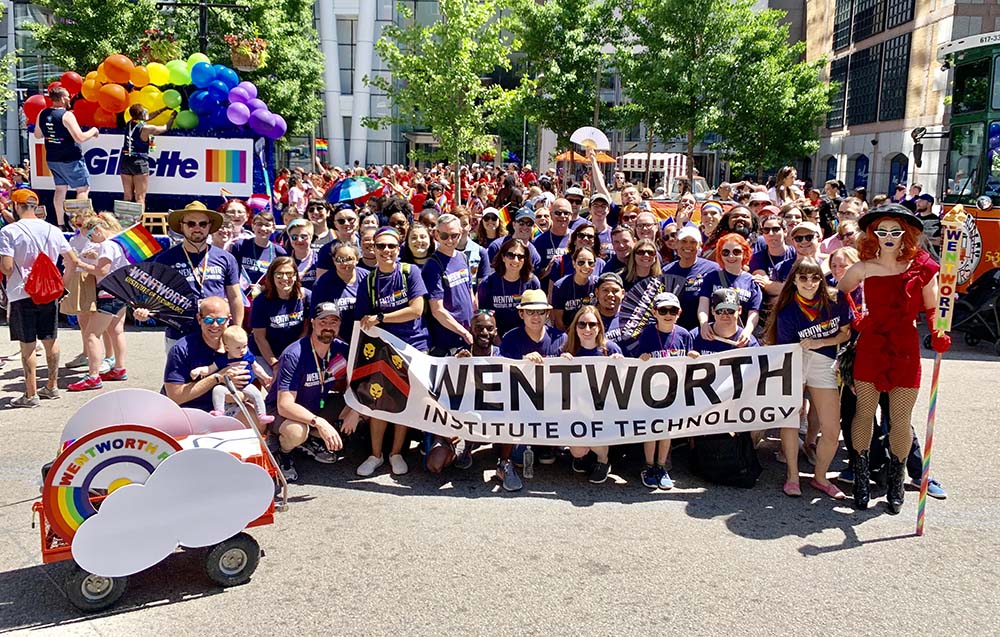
[
  {"left": 346, "top": 326, "right": 804, "bottom": 446},
  {"left": 29, "top": 135, "right": 254, "bottom": 197}
]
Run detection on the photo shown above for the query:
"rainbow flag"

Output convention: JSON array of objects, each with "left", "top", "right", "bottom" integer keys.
[
  {"left": 205, "top": 149, "right": 247, "bottom": 183},
  {"left": 112, "top": 223, "right": 163, "bottom": 263},
  {"left": 316, "top": 138, "right": 329, "bottom": 153},
  {"left": 220, "top": 187, "right": 233, "bottom": 200},
  {"left": 497, "top": 203, "right": 512, "bottom": 227}
]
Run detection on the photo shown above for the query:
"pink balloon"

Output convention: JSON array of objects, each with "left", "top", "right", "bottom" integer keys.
[{"left": 226, "top": 102, "right": 251, "bottom": 125}]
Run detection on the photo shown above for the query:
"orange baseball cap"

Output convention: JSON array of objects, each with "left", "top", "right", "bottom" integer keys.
[{"left": 11, "top": 189, "right": 39, "bottom": 205}]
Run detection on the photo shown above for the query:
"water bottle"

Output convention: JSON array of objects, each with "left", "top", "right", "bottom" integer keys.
[{"left": 522, "top": 446, "right": 534, "bottom": 479}]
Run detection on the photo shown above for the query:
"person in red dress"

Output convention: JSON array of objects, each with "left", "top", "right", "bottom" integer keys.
[{"left": 837, "top": 204, "right": 950, "bottom": 514}]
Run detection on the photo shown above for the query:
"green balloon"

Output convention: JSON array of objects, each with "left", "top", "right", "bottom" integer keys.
[
  {"left": 166, "top": 59, "right": 190, "bottom": 85},
  {"left": 175, "top": 110, "right": 199, "bottom": 129},
  {"left": 162, "top": 89, "right": 182, "bottom": 109},
  {"left": 187, "top": 52, "right": 211, "bottom": 70}
]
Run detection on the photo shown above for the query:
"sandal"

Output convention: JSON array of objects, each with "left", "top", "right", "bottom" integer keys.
[
  {"left": 809, "top": 478, "right": 846, "bottom": 500},
  {"left": 783, "top": 480, "right": 801, "bottom": 497}
]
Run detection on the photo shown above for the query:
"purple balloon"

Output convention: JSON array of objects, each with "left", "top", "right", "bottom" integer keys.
[
  {"left": 246, "top": 98, "right": 267, "bottom": 113},
  {"left": 237, "top": 81, "right": 257, "bottom": 100},
  {"left": 227, "top": 102, "right": 251, "bottom": 125},
  {"left": 248, "top": 109, "right": 276, "bottom": 137},
  {"left": 228, "top": 86, "right": 250, "bottom": 104},
  {"left": 267, "top": 114, "right": 287, "bottom": 140}
]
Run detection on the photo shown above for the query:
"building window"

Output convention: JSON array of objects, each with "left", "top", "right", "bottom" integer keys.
[
  {"left": 888, "top": 154, "right": 908, "bottom": 195},
  {"left": 993, "top": 57, "right": 1000, "bottom": 111},
  {"left": 826, "top": 156, "right": 838, "bottom": 182},
  {"left": 879, "top": 33, "right": 910, "bottom": 121},
  {"left": 850, "top": 154, "right": 869, "bottom": 189},
  {"left": 847, "top": 43, "right": 883, "bottom": 126},
  {"left": 953, "top": 57, "right": 990, "bottom": 115},
  {"left": 885, "top": 0, "right": 914, "bottom": 30},
  {"left": 337, "top": 19, "right": 356, "bottom": 96},
  {"left": 827, "top": 57, "right": 849, "bottom": 129},
  {"left": 833, "top": 0, "right": 852, "bottom": 51},
  {"left": 852, "top": 0, "right": 885, "bottom": 44}
]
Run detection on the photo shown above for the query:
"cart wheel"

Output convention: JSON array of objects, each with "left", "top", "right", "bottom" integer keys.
[
  {"left": 965, "top": 333, "right": 981, "bottom": 347},
  {"left": 923, "top": 335, "right": 932, "bottom": 350},
  {"left": 205, "top": 532, "right": 260, "bottom": 587},
  {"left": 64, "top": 565, "right": 128, "bottom": 612}
]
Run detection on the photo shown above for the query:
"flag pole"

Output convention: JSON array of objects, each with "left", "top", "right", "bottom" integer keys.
[{"left": 916, "top": 203, "right": 966, "bottom": 536}]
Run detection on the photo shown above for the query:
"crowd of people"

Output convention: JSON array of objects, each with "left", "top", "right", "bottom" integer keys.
[{"left": 0, "top": 150, "right": 950, "bottom": 516}]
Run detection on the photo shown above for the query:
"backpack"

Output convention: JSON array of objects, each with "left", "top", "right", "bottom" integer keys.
[
  {"left": 688, "top": 432, "right": 762, "bottom": 488},
  {"left": 19, "top": 226, "right": 65, "bottom": 305}
]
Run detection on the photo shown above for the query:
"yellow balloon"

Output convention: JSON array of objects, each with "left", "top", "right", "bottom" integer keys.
[
  {"left": 86, "top": 71, "right": 98, "bottom": 82},
  {"left": 147, "top": 62, "right": 170, "bottom": 86},
  {"left": 148, "top": 109, "right": 171, "bottom": 125},
  {"left": 96, "top": 62, "right": 108, "bottom": 84}
]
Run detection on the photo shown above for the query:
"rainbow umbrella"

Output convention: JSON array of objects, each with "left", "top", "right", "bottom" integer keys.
[{"left": 326, "top": 177, "right": 383, "bottom": 204}]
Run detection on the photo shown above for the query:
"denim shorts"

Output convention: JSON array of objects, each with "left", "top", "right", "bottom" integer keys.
[
  {"left": 47, "top": 159, "right": 90, "bottom": 188},
  {"left": 96, "top": 296, "right": 126, "bottom": 315}
]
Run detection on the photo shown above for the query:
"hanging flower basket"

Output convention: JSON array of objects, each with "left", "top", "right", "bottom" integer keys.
[
  {"left": 225, "top": 34, "right": 268, "bottom": 72},
  {"left": 138, "top": 29, "right": 182, "bottom": 64}
]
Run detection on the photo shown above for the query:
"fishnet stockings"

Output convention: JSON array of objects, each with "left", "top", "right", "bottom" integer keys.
[{"left": 850, "top": 381, "right": 919, "bottom": 460}]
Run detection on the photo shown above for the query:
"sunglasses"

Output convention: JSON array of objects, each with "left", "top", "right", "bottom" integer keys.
[
  {"left": 635, "top": 249, "right": 656, "bottom": 257},
  {"left": 335, "top": 217, "right": 357, "bottom": 225},
  {"left": 714, "top": 308, "right": 737, "bottom": 315},
  {"left": 438, "top": 231, "right": 462, "bottom": 241},
  {"left": 184, "top": 220, "right": 210, "bottom": 228},
  {"left": 622, "top": 215, "right": 638, "bottom": 223},
  {"left": 334, "top": 256, "right": 357, "bottom": 264},
  {"left": 792, "top": 234, "right": 816, "bottom": 243},
  {"left": 504, "top": 252, "right": 526, "bottom": 260},
  {"left": 289, "top": 233, "right": 310, "bottom": 241},
  {"left": 873, "top": 228, "right": 905, "bottom": 238},
  {"left": 483, "top": 216, "right": 500, "bottom": 222},
  {"left": 274, "top": 271, "right": 297, "bottom": 279},
  {"left": 552, "top": 210, "right": 572, "bottom": 217},
  {"left": 575, "top": 259, "right": 595, "bottom": 267},
  {"left": 576, "top": 321, "right": 599, "bottom": 329},
  {"left": 475, "top": 309, "right": 496, "bottom": 317},
  {"left": 577, "top": 233, "right": 596, "bottom": 240},
  {"left": 721, "top": 248, "right": 743, "bottom": 257},
  {"left": 516, "top": 219, "right": 535, "bottom": 226},
  {"left": 567, "top": 199, "right": 584, "bottom": 205},
  {"left": 523, "top": 309, "right": 548, "bottom": 316},
  {"left": 375, "top": 243, "right": 399, "bottom": 251},
  {"left": 201, "top": 316, "right": 228, "bottom": 325},
  {"left": 656, "top": 307, "right": 680, "bottom": 316},
  {"left": 665, "top": 232, "right": 677, "bottom": 240},
  {"left": 796, "top": 274, "right": 823, "bottom": 283},
  {"left": 761, "top": 226, "right": 783, "bottom": 234}
]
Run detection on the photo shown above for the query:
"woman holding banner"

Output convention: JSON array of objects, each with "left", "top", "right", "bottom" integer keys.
[{"left": 837, "top": 204, "right": 949, "bottom": 514}]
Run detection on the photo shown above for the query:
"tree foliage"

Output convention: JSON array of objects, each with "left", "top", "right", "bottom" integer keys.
[{"left": 366, "top": 0, "right": 517, "bottom": 170}]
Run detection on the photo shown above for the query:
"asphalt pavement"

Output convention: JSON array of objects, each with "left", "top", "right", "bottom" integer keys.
[{"left": 0, "top": 325, "right": 998, "bottom": 636}]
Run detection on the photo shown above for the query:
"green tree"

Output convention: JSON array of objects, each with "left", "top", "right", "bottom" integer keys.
[
  {"left": 711, "top": 10, "right": 834, "bottom": 180},
  {"left": 365, "top": 0, "right": 517, "bottom": 182}
]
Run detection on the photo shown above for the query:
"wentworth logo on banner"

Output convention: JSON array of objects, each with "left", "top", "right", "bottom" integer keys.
[{"left": 346, "top": 326, "right": 804, "bottom": 446}]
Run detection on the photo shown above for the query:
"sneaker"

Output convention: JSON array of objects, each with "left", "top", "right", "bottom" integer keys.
[
  {"left": 836, "top": 467, "right": 854, "bottom": 484},
  {"left": 588, "top": 461, "right": 610, "bottom": 484},
  {"left": 277, "top": 451, "right": 298, "bottom": 482},
  {"left": 537, "top": 447, "right": 557, "bottom": 465},
  {"left": 37, "top": 387, "right": 61, "bottom": 400},
  {"left": 357, "top": 455, "right": 384, "bottom": 477},
  {"left": 658, "top": 469, "right": 674, "bottom": 490},
  {"left": 98, "top": 357, "right": 115, "bottom": 375},
  {"left": 64, "top": 353, "right": 89, "bottom": 369},
  {"left": 640, "top": 464, "right": 660, "bottom": 489},
  {"left": 301, "top": 437, "right": 337, "bottom": 464},
  {"left": 572, "top": 454, "right": 595, "bottom": 474},
  {"left": 68, "top": 376, "right": 103, "bottom": 392},
  {"left": 99, "top": 367, "right": 128, "bottom": 382},
  {"left": 11, "top": 394, "right": 40, "bottom": 408},
  {"left": 454, "top": 442, "right": 475, "bottom": 470},
  {"left": 388, "top": 453, "right": 408, "bottom": 475},
  {"left": 908, "top": 477, "right": 947, "bottom": 500},
  {"left": 496, "top": 460, "right": 523, "bottom": 492}
]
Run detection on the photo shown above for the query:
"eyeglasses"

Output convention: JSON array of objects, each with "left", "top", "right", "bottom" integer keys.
[
  {"left": 577, "top": 233, "right": 596, "bottom": 240},
  {"left": 576, "top": 321, "right": 599, "bottom": 329},
  {"left": 637, "top": 222, "right": 655, "bottom": 229},
  {"left": 796, "top": 274, "right": 823, "bottom": 283},
  {"left": 184, "top": 220, "right": 210, "bottom": 228},
  {"left": 761, "top": 226, "right": 783, "bottom": 234},
  {"left": 567, "top": 198, "right": 584, "bottom": 205},
  {"left": 635, "top": 249, "right": 656, "bottom": 257},
  {"left": 289, "top": 233, "right": 310, "bottom": 241},
  {"left": 335, "top": 217, "right": 357, "bottom": 225},
  {"left": 334, "top": 256, "right": 357, "bottom": 264},
  {"left": 523, "top": 309, "right": 548, "bottom": 316},
  {"left": 575, "top": 259, "right": 595, "bottom": 267},
  {"left": 274, "top": 271, "right": 296, "bottom": 279},
  {"left": 515, "top": 219, "right": 534, "bottom": 226},
  {"left": 792, "top": 234, "right": 816, "bottom": 243},
  {"left": 873, "top": 228, "right": 905, "bottom": 238},
  {"left": 656, "top": 307, "right": 680, "bottom": 316},
  {"left": 721, "top": 248, "right": 743, "bottom": 257},
  {"left": 437, "top": 231, "right": 461, "bottom": 241},
  {"left": 504, "top": 252, "right": 526, "bottom": 260},
  {"left": 714, "top": 308, "right": 737, "bottom": 315},
  {"left": 375, "top": 243, "right": 399, "bottom": 251},
  {"left": 552, "top": 209, "right": 571, "bottom": 217},
  {"left": 201, "top": 316, "right": 229, "bottom": 325}
]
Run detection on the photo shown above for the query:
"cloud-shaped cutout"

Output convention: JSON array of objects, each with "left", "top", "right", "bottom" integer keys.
[{"left": 71, "top": 447, "right": 274, "bottom": 577}]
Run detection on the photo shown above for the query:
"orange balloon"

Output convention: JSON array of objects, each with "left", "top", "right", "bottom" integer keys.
[
  {"left": 96, "top": 63, "right": 108, "bottom": 84},
  {"left": 80, "top": 79, "right": 101, "bottom": 102},
  {"left": 85, "top": 71, "right": 98, "bottom": 82},
  {"left": 93, "top": 108, "right": 117, "bottom": 128},
  {"left": 97, "top": 83, "right": 128, "bottom": 113},
  {"left": 129, "top": 65, "right": 149, "bottom": 88},
  {"left": 104, "top": 54, "right": 134, "bottom": 84}
]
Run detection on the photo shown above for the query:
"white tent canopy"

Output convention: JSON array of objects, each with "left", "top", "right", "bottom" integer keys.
[{"left": 617, "top": 152, "right": 688, "bottom": 177}]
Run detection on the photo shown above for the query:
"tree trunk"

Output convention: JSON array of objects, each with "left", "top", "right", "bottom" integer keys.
[
  {"left": 757, "top": 164, "right": 764, "bottom": 183},
  {"left": 643, "top": 125, "right": 654, "bottom": 190}
]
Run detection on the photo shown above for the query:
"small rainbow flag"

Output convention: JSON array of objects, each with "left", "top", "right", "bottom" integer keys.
[
  {"left": 316, "top": 138, "right": 329, "bottom": 153},
  {"left": 497, "top": 203, "right": 512, "bottom": 227},
  {"left": 205, "top": 149, "right": 247, "bottom": 183},
  {"left": 112, "top": 223, "right": 163, "bottom": 263},
  {"left": 220, "top": 187, "right": 233, "bottom": 200}
]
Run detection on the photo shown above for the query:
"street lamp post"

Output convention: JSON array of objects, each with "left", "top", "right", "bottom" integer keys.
[{"left": 156, "top": 0, "right": 250, "bottom": 54}]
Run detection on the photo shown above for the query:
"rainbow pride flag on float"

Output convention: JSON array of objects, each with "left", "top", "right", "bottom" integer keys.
[
  {"left": 205, "top": 149, "right": 247, "bottom": 183},
  {"left": 111, "top": 223, "right": 163, "bottom": 263}
]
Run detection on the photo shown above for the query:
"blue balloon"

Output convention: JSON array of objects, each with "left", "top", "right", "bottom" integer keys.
[
  {"left": 203, "top": 107, "right": 231, "bottom": 130},
  {"left": 216, "top": 66, "right": 239, "bottom": 90},
  {"left": 189, "top": 89, "right": 219, "bottom": 116},
  {"left": 207, "top": 80, "right": 229, "bottom": 102},
  {"left": 190, "top": 62, "right": 216, "bottom": 89}
]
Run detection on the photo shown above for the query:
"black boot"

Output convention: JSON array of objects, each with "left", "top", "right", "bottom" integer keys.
[
  {"left": 886, "top": 456, "right": 905, "bottom": 515},
  {"left": 852, "top": 450, "right": 870, "bottom": 510}
]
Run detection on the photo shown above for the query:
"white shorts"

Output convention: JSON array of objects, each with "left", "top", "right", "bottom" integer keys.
[{"left": 802, "top": 350, "right": 838, "bottom": 390}]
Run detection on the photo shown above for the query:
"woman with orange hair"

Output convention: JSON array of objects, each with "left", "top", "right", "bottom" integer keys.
[
  {"left": 837, "top": 204, "right": 950, "bottom": 514},
  {"left": 696, "top": 232, "right": 761, "bottom": 345}
]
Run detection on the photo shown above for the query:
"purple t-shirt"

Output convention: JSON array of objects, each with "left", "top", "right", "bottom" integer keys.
[
  {"left": 662, "top": 258, "right": 721, "bottom": 331},
  {"left": 155, "top": 244, "right": 240, "bottom": 339},
  {"left": 162, "top": 333, "right": 223, "bottom": 412},
  {"left": 576, "top": 341, "right": 623, "bottom": 357},
  {"left": 488, "top": 236, "right": 542, "bottom": 272},
  {"left": 548, "top": 253, "right": 606, "bottom": 282},
  {"left": 532, "top": 230, "right": 571, "bottom": 273},
  {"left": 775, "top": 292, "right": 853, "bottom": 360},
  {"left": 312, "top": 270, "right": 366, "bottom": 344},
  {"left": 499, "top": 325, "right": 567, "bottom": 358},
  {"left": 550, "top": 274, "right": 596, "bottom": 327},
  {"left": 600, "top": 312, "right": 626, "bottom": 344},
  {"left": 632, "top": 324, "right": 696, "bottom": 358},
  {"left": 476, "top": 273, "right": 541, "bottom": 336},
  {"left": 698, "top": 270, "right": 763, "bottom": 324},
  {"left": 421, "top": 251, "right": 475, "bottom": 351},
  {"left": 355, "top": 264, "right": 430, "bottom": 350},
  {"left": 265, "top": 336, "right": 350, "bottom": 414},
  {"left": 294, "top": 250, "right": 319, "bottom": 290},
  {"left": 748, "top": 245, "right": 796, "bottom": 279},
  {"left": 692, "top": 329, "right": 761, "bottom": 354},
  {"left": 250, "top": 290, "right": 311, "bottom": 359},
  {"left": 230, "top": 239, "right": 285, "bottom": 286}
]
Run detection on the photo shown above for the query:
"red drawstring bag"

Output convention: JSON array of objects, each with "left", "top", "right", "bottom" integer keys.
[{"left": 19, "top": 228, "right": 65, "bottom": 305}]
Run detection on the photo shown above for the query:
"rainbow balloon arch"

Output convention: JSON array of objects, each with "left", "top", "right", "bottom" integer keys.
[{"left": 23, "top": 52, "right": 286, "bottom": 140}]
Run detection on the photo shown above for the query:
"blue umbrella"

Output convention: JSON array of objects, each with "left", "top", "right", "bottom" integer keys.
[{"left": 326, "top": 177, "right": 376, "bottom": 203}]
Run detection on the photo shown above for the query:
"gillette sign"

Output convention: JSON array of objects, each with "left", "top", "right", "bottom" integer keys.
[{"left": 29, "top": 135, "right": 254, "bottom": 197}]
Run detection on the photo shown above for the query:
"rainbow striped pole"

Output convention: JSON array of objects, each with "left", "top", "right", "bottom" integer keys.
[{"left": 916, "top": 204, "right": 967, "bottom": 536}]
